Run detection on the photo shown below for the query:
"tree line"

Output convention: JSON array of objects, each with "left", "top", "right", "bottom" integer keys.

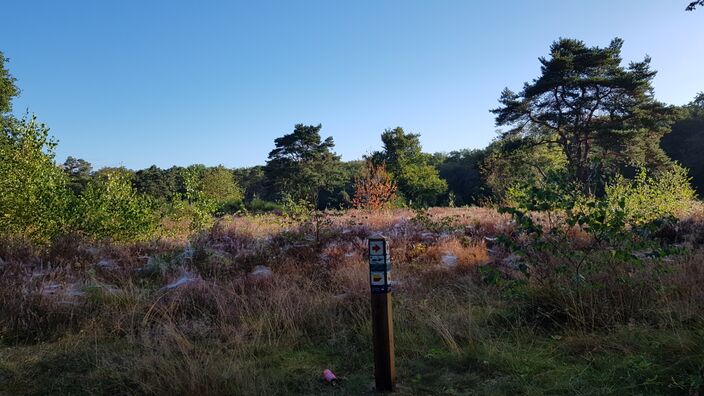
[{"left": 1, "top": 36, "right": 703, "bottom": 243}]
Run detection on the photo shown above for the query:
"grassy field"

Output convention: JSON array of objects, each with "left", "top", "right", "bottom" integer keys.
[{"left": 1, "top": 208, "right": 703, "bottom": 395}]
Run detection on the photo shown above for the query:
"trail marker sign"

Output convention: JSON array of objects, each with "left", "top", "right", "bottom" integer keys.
[
  {"left": 368, "top": 237, "right": 391, "bottom": 294},
  {"left": 367, "top": 234, "right": 396, "bottom": 392}
]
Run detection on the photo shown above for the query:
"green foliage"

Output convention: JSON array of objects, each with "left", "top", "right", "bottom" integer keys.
[
  {"left": 372, "top": 127, "right": 447, "bottom": 207},
  {"left": 411, "top": 209, "right": 462, "bottom": 233},
  {"left": 0, "top": 115, "right": 71, "bottom": 242},
  {"left": 397, "top": 157, "right": 448, "bottom": 207},
  {"left": 437, "top": 149, "right": 488, "bottom": 206},
  {"left": 264, "top": 124, "right": 344, "bottom": 206},
  {"left": 201, "top": 166, "right": 242, "bottom": 202},
  {"left": 499, "top": 169, "right": 697, "bottom": 331},
  {"left": 233, "top": 165, "right": 267, "bottom": 202},
  {"left": 500, "top": 165, "right": 693, "bottom": 304},
  {"left": 661, "top": 92, "right": 704, "bottom": 196},
  {"left": 605, "top": 165, "right": 695, "bottom": 226},
  {"left": 272, "top": 192, "right": 339, "bottom": 243},
  {"left": 280, "top": 193, "right": 316, "bottom": 221},
  {"left": 176, "top": 166, "right": 217, "bottom": 232},
  {"left": 73, "top": 169, "right": 157, "bottom": 241},
  {"left": 201, "top": 165, "right": 244, "bottom": 214},
  {"left": 482, "top": 138, "right": 567, "bottom": 204},
  {"left": 246, "top": 198, "right": 281, "bottom": 212},
  {"left": 0, "top": 51, "right": 19, "bottom": 115},
  {"left": 61, "top": 156, "right": 93, "bottom": 195},
  {"left": 501, "top": 169, "right": 640, "bottom": 281},
  {"left": 492, "top": 37, "right": 678, "bottom": 193},
  {"left": 318, "top": 160, "right": 363, "bottom": 209},
  {"left": 133, "top": 165, "right": 182, "bottom": 202}
]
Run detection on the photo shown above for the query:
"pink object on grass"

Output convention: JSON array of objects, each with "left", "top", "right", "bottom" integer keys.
[{"left": 323, "top": 369, "right": 337, "bottom": 383}]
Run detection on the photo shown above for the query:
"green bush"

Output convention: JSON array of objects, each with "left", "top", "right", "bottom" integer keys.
[
  {"left": 498, "top": 166, "right": 696, "bottom": 329},
  {"left": 216, "top": 198, "right": 245, "bottom": 215},
  {"left": 247, "top": 198, "right": 281, "bottom": 212},
  {"left": 73, "top": 170, "right": 157, "bottom": 241},
  {"left": 0, "top": 115, "right": 72, "bottom": 242},
  {"left": 605, "top": 165, "right": 696, "bottom": 226}
]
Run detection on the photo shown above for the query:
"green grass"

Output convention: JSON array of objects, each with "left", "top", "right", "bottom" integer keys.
[{"left": 2, "top": 303, "right": 702, "bottom": 395}]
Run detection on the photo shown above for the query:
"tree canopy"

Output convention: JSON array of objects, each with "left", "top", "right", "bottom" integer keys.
[
  {"left": 492, "top": 38, "right": 677, "bottom": 194},
  {"left": 62, "top": 156, "right": 93, "bottom": 194},
  {"left": 661, "top": 93, "right": 704, "bottom": 196},
  {"left": 133, "top": 165, "right": 182, "bottom": 202},
  {"left": 0, "top": 52, "right": 19, "bottom": 116},
  {"left": 437, "top": 149, "right": 488, "bottom": 206},
  {"left": 0, "top": 116, "right": 71, "bottom": 240},
  {"left": 372, "top": 127, "right": 447, "bottom": 207},
  {"left": 687, "top": 1, "right": 704, "bottom": 10},
  {"left": 264, "top": 124, "right": 344, "bottom": 206}
]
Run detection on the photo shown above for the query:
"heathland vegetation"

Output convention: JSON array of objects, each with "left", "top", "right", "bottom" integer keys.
[{"left": 1, "top": 36, "right": 704, "bottom": 395}]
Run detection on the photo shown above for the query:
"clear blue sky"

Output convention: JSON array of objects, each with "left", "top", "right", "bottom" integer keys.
[{"left": 2, "top": 0, "right": 703, "bottom": 170}]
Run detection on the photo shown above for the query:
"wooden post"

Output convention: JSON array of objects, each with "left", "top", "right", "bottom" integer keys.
[{"left": 368, "top": 235, "right": 396, "bottom": 392}]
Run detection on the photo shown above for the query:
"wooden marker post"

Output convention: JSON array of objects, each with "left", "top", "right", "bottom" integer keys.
[{"left": 368, "top": 235, "right": 396, "bottom": 392}]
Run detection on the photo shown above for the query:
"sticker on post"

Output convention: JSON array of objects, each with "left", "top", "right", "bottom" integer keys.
[
  {"left": 369, "top": 240, "right": 386, "bottom": 256},
  {"left": 370, "top": 271, "right": 390, "bottom": 293},
  {"left": 370, "top": 271, "right": 385, "bottom": 286}
]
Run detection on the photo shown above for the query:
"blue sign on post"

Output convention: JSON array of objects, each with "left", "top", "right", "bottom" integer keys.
[{"left": 368, "top": 236, "right": 391, "bottom": 294}]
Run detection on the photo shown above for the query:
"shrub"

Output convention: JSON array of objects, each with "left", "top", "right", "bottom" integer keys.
[
  {"left": 246, "top": 198, "right": 281, "bottom": 212},
  {"left": 201, "top": 166, "right": 244, "bottom": 214},
  {"left": 411, "top": 209, "right": 463, "bottom": 233},
  {"left": 171, "top": 166, "right": 218, "bottom": 232},
  {"left": 0, "top": 115, "right": 72, "bottom": 242},
  {"left": 73, "top": 170, "right": 157, "bottom": 242},
  {"left": 351, "top": 160, "right": 398, "bottom": 210},
  {"left": 216, "top": 198, "right": 245, "bottom": 215},
  {"left": 499, "top": 167, "right": 698, "bottom": 329},
  {"left": 605, "top": 165, "right": 696, "bottom": 227}
]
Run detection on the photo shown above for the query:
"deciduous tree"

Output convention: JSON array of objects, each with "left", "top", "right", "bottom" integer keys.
[
  {"left": 372, "top": 127, "right": 447, "bottom": 207},
  {"left": 134, "top": 165, "right": 182, "bottom": 202},
  {"left": 201, "top": 165, "right": 243, "bottom": 213},
  {"left": 0, "top": 52, "right": 19, "bottom": 117},
  {"left": 0, "top": 116, "right": 71, "bottom": 241},
  {"left": 74, "top": 169, "right": 156, "bottom": 241},
  {"left": 352, "top": 159, "right": 397, "bottom": 210}
]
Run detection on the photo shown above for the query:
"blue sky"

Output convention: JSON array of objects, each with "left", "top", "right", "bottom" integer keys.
[{"left": 2, "top": 1, "right": 703, "bottom": 169}]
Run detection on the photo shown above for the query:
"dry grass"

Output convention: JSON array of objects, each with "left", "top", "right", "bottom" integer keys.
[{"left": 1, "top": 206, "right": 704, "bottom": 394}]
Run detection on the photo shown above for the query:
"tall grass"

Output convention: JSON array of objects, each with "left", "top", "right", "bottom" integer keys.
[{"left": 1, "top": 207, "right": 703, "bottom": 394}]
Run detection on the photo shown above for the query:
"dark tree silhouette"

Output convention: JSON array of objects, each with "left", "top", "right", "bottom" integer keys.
[
  {"left": 264, "top": 124, "right": 343, "bottom": 205},
  {"left": 687, "top": 1, "right": 703, "bottom": 10}
]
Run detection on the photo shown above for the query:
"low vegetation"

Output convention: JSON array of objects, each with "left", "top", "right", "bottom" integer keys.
[{"left": 1, "top": 207, "right": 703, "bottom": 395}]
